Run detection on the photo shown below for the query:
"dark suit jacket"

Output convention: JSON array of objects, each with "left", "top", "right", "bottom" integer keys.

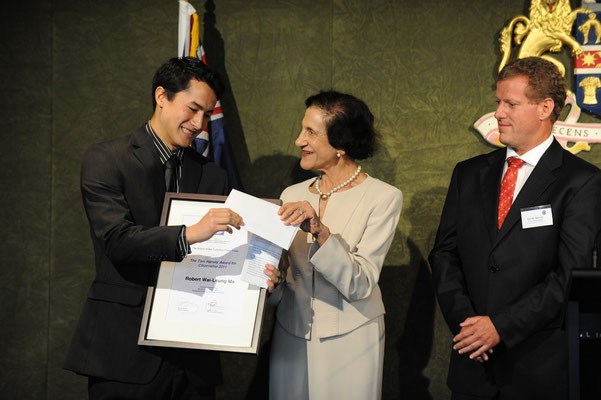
[
  {"left": 429, "top": 139, "right": 601, "bottom": 399},
  {"left": 64, "top": 125, "right": 230, "bottom": 385}
]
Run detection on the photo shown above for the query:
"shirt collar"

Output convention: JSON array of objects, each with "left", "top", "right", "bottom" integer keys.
[
  {"left": 505, "top": 134, "right": 554, "bottom": 167},
  {"left": 145, "top": 121, "right": 184, "bottom": 165}
]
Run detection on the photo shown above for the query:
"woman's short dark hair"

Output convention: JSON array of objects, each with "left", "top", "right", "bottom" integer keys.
[
  {"left": 151, "top": 57, "right": 225, "bottom": 109},
  {"left": 305, "top": 90, "right": 377, "bottom": 160}
]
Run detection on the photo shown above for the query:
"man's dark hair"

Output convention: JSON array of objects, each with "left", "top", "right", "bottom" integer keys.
[
  {"left": 151, "top": 57, "right": 225, "bottom": 109},
  {"left": 498, "top": 57, "right": 566, "bottom": 123},
  {"left": 304, "top": 90, "right": 377, "bottom": 160}
]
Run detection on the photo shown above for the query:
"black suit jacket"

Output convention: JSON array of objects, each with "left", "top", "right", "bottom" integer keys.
[
  {"left": 429, "top": 139, "right": 601, "bottom": 399},
  {"left": 64, "top": 126, "right": 230, "bottom": 385}
]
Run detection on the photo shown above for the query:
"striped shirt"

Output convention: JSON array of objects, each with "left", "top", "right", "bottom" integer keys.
[{"left": 145, "top": 122, "right": 191, "bottom": 260}]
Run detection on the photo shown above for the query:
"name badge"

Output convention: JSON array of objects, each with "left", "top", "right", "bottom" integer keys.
[{"left": 520, "top": 205, "right": 553, "bottom": 229}]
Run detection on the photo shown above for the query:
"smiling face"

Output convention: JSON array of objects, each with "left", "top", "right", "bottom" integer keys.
[
  {"left": 151, "top": 79, "right": 217, "bottom": 150},
  {"left": 295, "top": 106, "right": 339, "bottom": 171},
  {"left": 494, "top": 75, "right": 553, "bottom": 155}
]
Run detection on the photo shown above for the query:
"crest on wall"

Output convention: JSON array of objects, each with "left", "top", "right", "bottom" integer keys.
[
  {"left": 474, "top": 0, "right": 601, "bottom": 155},
  {"left": 575, "top": 10, "right": 601, "bottom": 116}
]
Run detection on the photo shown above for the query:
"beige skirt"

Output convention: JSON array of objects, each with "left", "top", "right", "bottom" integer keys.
[{"left": 269, "top": 315, "right": 385, "bottom": 400}]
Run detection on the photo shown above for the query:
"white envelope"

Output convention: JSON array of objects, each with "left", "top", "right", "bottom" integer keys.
[{"left": 225, "top": 189, "right": 299, "bottom": 250}]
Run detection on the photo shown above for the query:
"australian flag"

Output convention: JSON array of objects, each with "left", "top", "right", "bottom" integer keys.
[
  {"left": 178, "top": 1, "right": 242, "bottom": 190},
  {"left": 196, "top": 45, "right": 242, "bottom": 190}
]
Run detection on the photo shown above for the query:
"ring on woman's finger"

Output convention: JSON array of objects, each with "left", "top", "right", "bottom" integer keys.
[{"left": 298, "top": 209, "right": 304, "bottom": 215}]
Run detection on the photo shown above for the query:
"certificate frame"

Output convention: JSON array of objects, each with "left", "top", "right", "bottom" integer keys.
[{"left": 138, "top": 192, "right": 281, "bottom": 354}]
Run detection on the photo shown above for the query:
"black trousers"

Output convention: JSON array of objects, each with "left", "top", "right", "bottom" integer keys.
[
  {"left": 88, "top": 359, "right": 215, "bottom": 400},
  {"left": 452, "top": 392, "right": 498, "bottom": 400}
]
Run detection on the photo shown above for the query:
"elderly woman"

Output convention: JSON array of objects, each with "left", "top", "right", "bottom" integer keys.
[{"left": 267, "top": 90, "right": 402, "bottom": 400}]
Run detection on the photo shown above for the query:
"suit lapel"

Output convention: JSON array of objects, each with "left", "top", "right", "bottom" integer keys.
[
  {"left": 322, "top": 177, "right": 374, "bottom": 234},
  {"left": 180, "top": 148, "right": 203, "bottom": 193},
  {"left": 131, "top": 127, "right": 165, "bottom": 213},
  {"left": 493, "top": 139, "right": 563, "bottom": 248},
  {"left": 480, "top": 150, "right": 506, "bottom": 244}
]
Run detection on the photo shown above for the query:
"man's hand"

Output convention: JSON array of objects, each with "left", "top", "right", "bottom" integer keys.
[
  {"left": 453, "top": 316, "right": 500, "bottom": 361},
  {"left": 186, "top": 208, "right": 244, "bottom": 244},
  {"left": 472, "top": 349, "right": 494, "bottom": 363}
]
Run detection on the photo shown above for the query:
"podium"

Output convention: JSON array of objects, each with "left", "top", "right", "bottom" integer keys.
[{"left": 567, "top": 269, "right": 601, "bottom": 400}]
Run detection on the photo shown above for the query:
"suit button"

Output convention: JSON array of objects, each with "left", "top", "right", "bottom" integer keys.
[{"left": 490, "top": 266, "right": 499, "bottom": 273}]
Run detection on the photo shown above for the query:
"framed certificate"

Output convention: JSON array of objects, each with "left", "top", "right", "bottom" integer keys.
[{"left": 138, "top": 193, "right": 281, "bottom": 354}]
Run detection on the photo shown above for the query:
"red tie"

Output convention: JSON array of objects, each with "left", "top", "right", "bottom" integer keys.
[{"left": 497, "top": 156, "right": 525, "bottom": 230}]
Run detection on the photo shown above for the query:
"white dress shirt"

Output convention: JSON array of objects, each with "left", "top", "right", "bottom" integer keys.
[{"left": 503, "top": 134, "right": 554, "bottom": 201}]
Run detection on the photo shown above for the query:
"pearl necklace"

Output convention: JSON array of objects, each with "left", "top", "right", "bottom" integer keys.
[{"left": 315, "top": 165, "right": 362, "bottom": 200}]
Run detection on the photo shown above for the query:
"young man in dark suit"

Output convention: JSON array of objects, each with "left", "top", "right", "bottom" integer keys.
[
  {"left": 429, "top": 57, "right": 601, "bottom": 400},
  {"left": 64, "top": 57, "right": 273, "bottom": 399}
]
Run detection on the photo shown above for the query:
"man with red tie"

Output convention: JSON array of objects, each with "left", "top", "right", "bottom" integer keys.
[{"left": 429, "top": 56, "right": 601, "bottom": 400}]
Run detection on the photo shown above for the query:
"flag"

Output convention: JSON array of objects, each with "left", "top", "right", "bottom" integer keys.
[{"left": 177, "top": 0, "right": 242, "bottom": 190}]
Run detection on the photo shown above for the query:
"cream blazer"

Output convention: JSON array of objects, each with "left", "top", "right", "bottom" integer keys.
[{"left": 271, "top": 175, "right": 402, "bottom": 339}]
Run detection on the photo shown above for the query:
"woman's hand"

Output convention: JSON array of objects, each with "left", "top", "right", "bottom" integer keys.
[
  {"left": 264, "top": 263, "right": 281, "bottom": 293},
  {"left": 278, "top": 201, "right": 330, "bottom": 245}
]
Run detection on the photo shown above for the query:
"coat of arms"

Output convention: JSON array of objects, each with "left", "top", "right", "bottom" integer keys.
[
  {"left": 575, "top": 9, "right": 601, "bottom": 116},
  {"left": 475, "top": 0, "right": 601, "bottom": 155}
]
